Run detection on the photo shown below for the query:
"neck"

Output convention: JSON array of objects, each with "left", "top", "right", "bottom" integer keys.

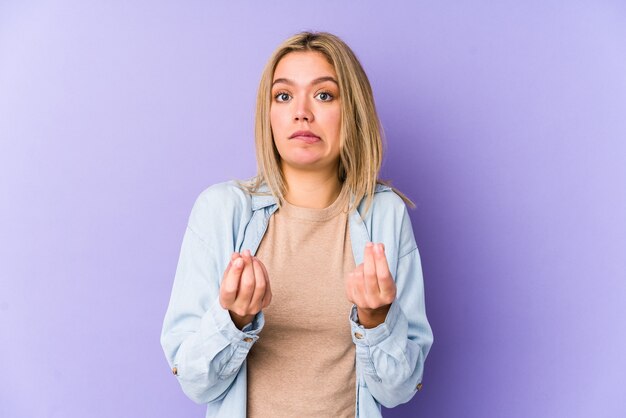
[{"left": 282, "top": 165, "right": 342, "bottom": 209}]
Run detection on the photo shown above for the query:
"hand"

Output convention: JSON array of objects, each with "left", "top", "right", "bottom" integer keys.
[
  {"left": 345, "top": 242, "right": 396, "bottom": 328},
  {"left": 219, "top": 249, "right": 272, "bottom": 330}
]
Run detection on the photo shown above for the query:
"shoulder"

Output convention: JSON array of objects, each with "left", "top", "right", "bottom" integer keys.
[
  {"left": 187, "top": 180, "right": 253, "bottom": 235},
  {"left": 361, "top": 184, "right": 409, "bottom": 218},
  {"left": 373, "top": 185, "right": 407, "bottom": 209},
  {"left": 195, "top": 180, "right": 250, "bottom": 207}
]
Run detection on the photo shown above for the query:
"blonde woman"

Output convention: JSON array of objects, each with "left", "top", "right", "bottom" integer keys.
[{"left": 161, "top": 31, "right": 433, "bottom": 418}]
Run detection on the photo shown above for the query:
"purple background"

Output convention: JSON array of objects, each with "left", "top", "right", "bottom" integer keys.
[{"left": 1, "top": 1, "right": 625, "bottom": 417}]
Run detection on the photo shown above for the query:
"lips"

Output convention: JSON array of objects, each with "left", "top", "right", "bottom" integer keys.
[{"left": 289, "top": 130, "right": 321, "bottom": 144}]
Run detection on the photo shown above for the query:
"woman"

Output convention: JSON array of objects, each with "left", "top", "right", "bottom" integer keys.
[{"left": 161, "top": 31, "right": 433, "bottom": 417}]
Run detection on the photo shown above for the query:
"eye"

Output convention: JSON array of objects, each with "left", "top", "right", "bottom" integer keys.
[
  {"left": 274, "top": 92, "right": 291, "bottom": 102},
  {"left": 315, "top": 91, "right": 334, "bottom": 102}
]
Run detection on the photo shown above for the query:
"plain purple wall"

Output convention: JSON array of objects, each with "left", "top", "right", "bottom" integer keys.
[{"left": 1, "top": 1, "right": 625, "bottom": 417}]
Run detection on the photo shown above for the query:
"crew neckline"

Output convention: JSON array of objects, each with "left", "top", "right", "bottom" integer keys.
[{"left": 279, "top": 186, "right": 349, "bottom": 222}]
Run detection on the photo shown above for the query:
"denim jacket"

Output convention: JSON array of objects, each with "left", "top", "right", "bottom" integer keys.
[{"left": 161, "top": 181, "right": 434, "bottom": 417}]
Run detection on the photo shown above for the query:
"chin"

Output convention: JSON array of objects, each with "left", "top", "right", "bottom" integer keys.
[
  {"left": 281, "top": 156, "right": 333, "bottom": 171},
  {"left": 285, "top": 161, "right": 324, "bottom": 170},
  {"left": 280, "top": 152, "right": 324, "bottom": 166}
]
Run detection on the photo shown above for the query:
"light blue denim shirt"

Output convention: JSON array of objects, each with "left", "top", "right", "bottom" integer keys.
[{"left": 161, "top": 181, "right": 434, "bottom": 417}]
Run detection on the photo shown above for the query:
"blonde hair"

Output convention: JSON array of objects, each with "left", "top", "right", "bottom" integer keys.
[{"left": 243, "top": 31, "right": 413, "bottom": 213}]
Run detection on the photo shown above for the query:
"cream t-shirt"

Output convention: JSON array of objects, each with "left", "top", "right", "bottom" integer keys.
[{"left": 247, "top": 193, "right": 357, "bottom": 417}]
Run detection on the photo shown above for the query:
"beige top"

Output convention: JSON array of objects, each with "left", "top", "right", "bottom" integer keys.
[{"left": 247, "top": 193, "right": 357, "bottom": 418}]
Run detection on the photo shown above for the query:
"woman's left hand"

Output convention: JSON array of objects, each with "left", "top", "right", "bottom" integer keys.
[{"left": 345, "top": 242, "right": 397, "bottom": 328}]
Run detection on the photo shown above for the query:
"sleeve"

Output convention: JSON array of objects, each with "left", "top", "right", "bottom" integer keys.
[
  {"left": 349, "top": 205, "right": 434, "bottom": 408},
  {"left": 160, "top": 185, "right": 263, "bottom": 404}
]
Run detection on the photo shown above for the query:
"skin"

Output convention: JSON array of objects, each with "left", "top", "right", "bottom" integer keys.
[
  {"left": 270, "top": 50, "right": 343, "bottom": 208},
  {"left": 346, "top": 242, "right": 396, "bottom": 328},
  {"left": 219, "top": 51, "right": 396, "bottom": 330},
  {"left": 219, "top": 250, "right": 272, "bottom": 329}
]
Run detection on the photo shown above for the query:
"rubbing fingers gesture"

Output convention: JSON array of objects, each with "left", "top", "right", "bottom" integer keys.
[
  {"left": 219, "top": 250, "right": 272, "bottom": 329},
  {"left": 346, "top": 242, "right": 396, "bottom": 328}
]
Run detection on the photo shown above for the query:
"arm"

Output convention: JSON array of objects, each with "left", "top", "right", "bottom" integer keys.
[
  {"left": 350, "top": 246, "right": 433, "bottom": 407},
  {"left": 347, "top": 197, "right": 434, "bottom": 408},
  {"left": 160, "top": 184, "right": 264, "bottom": 404},
  {"left": 160, "top": 226, "right": 264, "bottom": 404}
]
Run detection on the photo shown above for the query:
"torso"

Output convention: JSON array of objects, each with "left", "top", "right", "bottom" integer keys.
[{"left": 247, "top": 196, "right": 357, "bottom": 418}]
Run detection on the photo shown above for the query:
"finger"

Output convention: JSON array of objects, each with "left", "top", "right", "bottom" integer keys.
[
  {"left": 363, "top": 243, "right": 380, "bottom": 297},
  {"left": 220, "top": 257, "right": 243, "bottom": 308},
  {"left": 346, "top": 263, "right": 363, "bottom": 304},
  {"left": 250, "top": 258, "right": 266, "bottom": 312},
  {"left": 256, "top": 257, "right": 269, "bottom": 283},
  {"left": 374, "top": 243, "right": 395, "bottom": 296},
  {"left": 223, "top": 252, "right": 241, "bottom": 277},
  {"left": 256, "top": 258, "right": 272, "bottom": 308},
  {"left": 352, "top": 268, "right": 366, "bottom": 307},
  {"left": 373, "top": 243, "right": 391, "bottom": 280},
  {"left": 236, "top": 249, "right": 256, "bottom": 307},
  {"left": 378, "top": 276, "right": 397, "bottom": 302},
  {"left": 241, "top": 249, "right": 251, "bottom": 261}
]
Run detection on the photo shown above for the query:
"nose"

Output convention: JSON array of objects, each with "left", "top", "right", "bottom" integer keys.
[{"left": 293, "top": 97, "right": 314, "bottom": 122}]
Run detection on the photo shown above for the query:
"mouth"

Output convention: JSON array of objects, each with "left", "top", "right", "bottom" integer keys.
[{"left": 289, "top": 130, "right": 321, "bottom": 144}]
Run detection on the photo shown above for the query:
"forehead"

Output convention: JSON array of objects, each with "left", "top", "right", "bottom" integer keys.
[{"left": 273, "top": 51, "right": 337, "bottom": 81}]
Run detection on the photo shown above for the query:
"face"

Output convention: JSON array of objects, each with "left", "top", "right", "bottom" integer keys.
[{"left": 270, "top": 51, "right": 342, "bottom": 174}]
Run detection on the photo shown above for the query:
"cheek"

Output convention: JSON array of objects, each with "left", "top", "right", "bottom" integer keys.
[
  {"left": 332, "top": 112, "right": 342, "bottom": 133},
  {"left": 270, "top": 107, "right": 286, "bottom": 135},
  {"left": 328, "top": 109, "right": 342, "bottom": 138},
  {"left": 269, "top": 108, "right": 284, "bottom": 155}
]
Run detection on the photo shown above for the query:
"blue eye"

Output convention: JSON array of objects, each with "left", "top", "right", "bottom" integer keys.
[
  {"left": 275, "top": 92, "right": 291, "bottom": 102},
  {"left": 316, "top": 92, "right": 333, "bottom": 102}
]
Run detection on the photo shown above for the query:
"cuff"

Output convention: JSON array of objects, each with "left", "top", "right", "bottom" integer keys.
[
  {"left": 349, "top": 301, "right": 400, "bottom": 346},
  {"left": 208, "top": 296, "right": 265, "bottom": 348},
  {"left": 207, "top": 297, "right": 265, "bottom": 380}
]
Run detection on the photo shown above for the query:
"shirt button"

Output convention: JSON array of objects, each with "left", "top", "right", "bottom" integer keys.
[
  {"left": 172, "top": 367, "right": 178, "bottom": 376},
  {"left": 243, "top": 337, "right": 253, "bottom": 343},
  {"left": 416, "top": 383, "right": 423, "bottom": 391},
  {"left": 354, "top": 332, "right": 364, "bottom": 339}
]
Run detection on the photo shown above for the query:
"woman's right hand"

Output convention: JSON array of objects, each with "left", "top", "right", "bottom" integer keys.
[{"left": 219, "top": 249, "right": 272, "bottom": 330}]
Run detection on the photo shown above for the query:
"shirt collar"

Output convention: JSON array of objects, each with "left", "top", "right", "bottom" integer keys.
[
  {"left": 250, "top": 182, "right": 392, "bottom": 211},
  {"left": 250, "top": 182, "right": 277, "bottom": 210}
]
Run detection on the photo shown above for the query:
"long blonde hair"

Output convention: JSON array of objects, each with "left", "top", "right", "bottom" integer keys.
[{"left": 243, "top": 31, "right": 412, "bottom": 213}]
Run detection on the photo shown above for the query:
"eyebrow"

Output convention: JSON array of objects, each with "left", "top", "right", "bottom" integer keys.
[{"left": 272, "top": 76, "right": 338, "bottom": 87}]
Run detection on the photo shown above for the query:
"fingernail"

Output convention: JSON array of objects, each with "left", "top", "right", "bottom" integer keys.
[
  {"left": 244, "top": 249, "right": 251, "bottom": 257},
  {"left": 366, "top": 242, "right": 373, "bottom": 248},
  {"left": 234, "top": 258, "right": 243, "bottom": 268},
  {"left": 375, "top": 244, "right": 382, "bottom": 254}
]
